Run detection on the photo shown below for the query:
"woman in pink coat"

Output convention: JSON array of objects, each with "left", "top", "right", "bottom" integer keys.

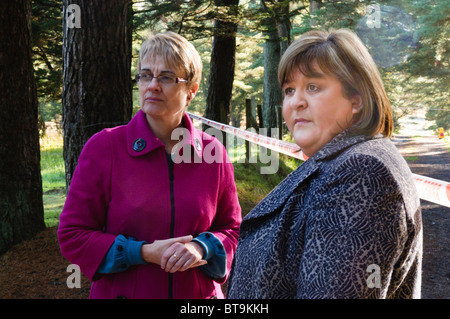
[{"left": 58, "top": 32, "right": 242, "bottom": 299}]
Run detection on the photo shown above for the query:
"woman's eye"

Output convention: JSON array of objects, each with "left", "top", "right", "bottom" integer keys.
[
  {"left": 159, "top": 76, "right": 173, "bottom": 83},
  {"left": 307, "top": 84, "right": 319, "bottom": 92},
  {"left": 284, "top": 87, "right": 295, "bottom": 95}
]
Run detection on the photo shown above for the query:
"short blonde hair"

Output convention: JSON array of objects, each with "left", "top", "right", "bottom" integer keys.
[
  {"left": 278, "top": 29, "right": 393, "bottom": 138},
  {"left": 138, "top": 31, "right": 202, "bottom": 86}
]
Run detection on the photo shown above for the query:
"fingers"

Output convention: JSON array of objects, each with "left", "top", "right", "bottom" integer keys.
[
  {"left": 169, "top": 235, "right": 193, "bottom": 245},
  {"left": 161, "top": 242, "right": 206, "bottom": 273},
  {"left": 164, "top": 253, "right": 192, "bottom": 273},
  {"left": 161, "top": 244, "right": 191, "bottom": 273}
]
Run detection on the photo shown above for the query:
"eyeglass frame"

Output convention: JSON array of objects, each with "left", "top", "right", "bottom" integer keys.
[{"left": 135, "top": 72, "right": 188, "bottom": 85}]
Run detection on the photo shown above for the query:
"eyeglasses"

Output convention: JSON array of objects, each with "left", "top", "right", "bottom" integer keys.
[{"left": 135, "top": 73, "right": 187, "bottom": 85}]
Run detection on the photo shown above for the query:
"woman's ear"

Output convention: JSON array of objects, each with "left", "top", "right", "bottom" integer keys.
[
  {"left": 188, "top": 83, "right": 199, "bottom": 101},
  {"left": 351, "top": 95, "right": 363, "bottom": 114}
]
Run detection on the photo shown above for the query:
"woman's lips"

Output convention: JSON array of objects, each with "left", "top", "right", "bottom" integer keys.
[
  {"left": 145, "top": 96, "right": 163, "bottom": 102},
  {"left": 294, "top": 118, "right": 310, "bottom": 125}
]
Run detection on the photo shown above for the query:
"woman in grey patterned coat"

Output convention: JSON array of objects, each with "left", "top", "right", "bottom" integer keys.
[{"left": 227, "top": 29, "right": 422, "bottom": 299}]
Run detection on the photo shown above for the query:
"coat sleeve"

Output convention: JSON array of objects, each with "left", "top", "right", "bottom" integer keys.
[
  {"left": 297, "top": 154, "right": 410, "bottom": 298},
  {"left": 57, "top": 131, "right": 117, "bottom": 281},
  {"left": 206, "top": 145, "right": 242, "bottom": 284}
]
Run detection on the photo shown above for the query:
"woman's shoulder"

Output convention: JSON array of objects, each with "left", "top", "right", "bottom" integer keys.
[
  {"left": 327, "top": 137, "right": 419, "bottom": 204},
  {"left": 327, "top": 137, "right": 409, "bottom": 178},
  {"left": 81, "top": 125, "right": 126, "bottom": 154},
  {"left": 342, "top": 137, "right": 409, "bottom": 173}
]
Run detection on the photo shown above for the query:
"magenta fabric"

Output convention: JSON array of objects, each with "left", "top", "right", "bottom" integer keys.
[{"left": 58, "top": 110, "right": 241, "bottom": 299}]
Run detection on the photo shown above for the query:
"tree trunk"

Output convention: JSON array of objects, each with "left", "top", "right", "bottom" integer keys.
[
  {"left": 62, "top": 0, "right": 133, "bottom": 190},
  {"left": 204, "top": 0, "right": 239, "bottom": 146},
  {"left": 278, "top": 0, "right": 291, "bottom": 57},
  {"left": 0, "top": 0, "right": 45, "bottom": 255},
  {"left": 261, "top": 1, "right": 282, "bottom": 135}
]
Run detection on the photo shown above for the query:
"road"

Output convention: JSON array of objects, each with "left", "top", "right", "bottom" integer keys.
[{"left": 393, "top": 115, "right": 450, "bottom": 299}]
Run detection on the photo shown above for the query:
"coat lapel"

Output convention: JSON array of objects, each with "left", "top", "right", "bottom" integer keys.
[
  {"left": 243, "top": 157, "right": 319, "bottom": 222},
  {"left": 126, "top": 110, "right": 203, "bottom": 159},
  {"left": 126, "top": 110, "right": 164, "bottom": 157}
]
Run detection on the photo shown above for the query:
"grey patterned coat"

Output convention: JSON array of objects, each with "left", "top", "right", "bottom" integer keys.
[{"left": 227, "top": 131, "right": 422, "bottom": 299}]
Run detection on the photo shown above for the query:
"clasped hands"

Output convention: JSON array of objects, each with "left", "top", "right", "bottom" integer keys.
[{"left": 141, "top": 235, "right": 207, "bottom": 273}]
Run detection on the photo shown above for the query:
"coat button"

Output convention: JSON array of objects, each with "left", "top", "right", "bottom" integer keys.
[
  {"left": 133, "top": 138, "right": 146, "bottom": 152},
  {"left": 194, "top": 138, "right": 202, "bottom": 151},
  {"left": 117, "top": 245, "right": 123, "bottom": 252}
]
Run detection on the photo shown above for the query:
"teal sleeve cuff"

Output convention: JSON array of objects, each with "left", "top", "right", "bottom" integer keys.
[
  {"left": 192, "top": 233, "right": 214, "bottom": 260},
  {"left": 97, "top": 235, "right": 147, "bottom": 274},
  {"left": 126, "top": 237, "right": 147, "bottom": 265},
  {"left": 192, "top": 232, "right": 227, "bottom": 279}
]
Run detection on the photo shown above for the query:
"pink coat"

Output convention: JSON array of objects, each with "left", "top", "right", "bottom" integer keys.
[{"left": 58, "top": 110, "right": 242, "bottom": 299}]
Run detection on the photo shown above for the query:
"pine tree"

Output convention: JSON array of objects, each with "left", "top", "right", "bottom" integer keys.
[
  {"left": 62, "top": 0, "right": 133, "bottom": 189},
  {"left": 0, "top": 0, "right": 46, "bottom": 254}
]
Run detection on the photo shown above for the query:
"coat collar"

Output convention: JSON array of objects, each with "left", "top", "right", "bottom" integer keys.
[
  {"left": 126, "top": 109, "right": 203, "bottom": 158},
  {"left": 243, "top": 157, "right": 320, "bottom": 222},
  {"left": 311, "top": 129, "right": 383, "bottom": 162},
  {"left": 242, "top": 130, "right": 383, "bottom": 222}
]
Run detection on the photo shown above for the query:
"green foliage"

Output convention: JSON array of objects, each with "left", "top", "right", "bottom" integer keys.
[
  {"left": 31, "top": 0, "right": 63, "bottom": 136},
  {"left": 34, "top": 0, "right": 449, "bottom": 132},
  {"left": 31, "top": 0, "right": 63, "bottom": 101},
  {"left": 405, "top": 0, "right": 450, "bottom": 129}
]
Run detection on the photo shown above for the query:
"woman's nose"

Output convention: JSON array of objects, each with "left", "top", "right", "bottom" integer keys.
[
  {"left": 296, "top": 99, "right": 307, "bottom": 109},
  {"left": 146, "top": 77, "right": 161, "bottom": 91},
  {"left": 289, "top": 94, "right": 307, "bottom": 109}
]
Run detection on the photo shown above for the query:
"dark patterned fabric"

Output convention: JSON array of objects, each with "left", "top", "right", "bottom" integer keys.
[{"left": 227, "top": 131, "right": 422, "bottom": 299}]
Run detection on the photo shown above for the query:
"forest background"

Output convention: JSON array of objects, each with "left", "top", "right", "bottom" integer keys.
[
  {"left": 34, "top": 0, "right": 449, "bottom": 131},
  {"left": 0, "top": 0, "right": 449, "bottom": 259}
]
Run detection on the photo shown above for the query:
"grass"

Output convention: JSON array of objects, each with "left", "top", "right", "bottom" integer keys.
[
  {"left": 40, "top": 127, "right": 66, "bottom": 227},
  {"left": 39, "top": 129, "right": 302, "bottom": 226},
  {"left": 232, "top": 148, "right": 302, "bottom": 216}
]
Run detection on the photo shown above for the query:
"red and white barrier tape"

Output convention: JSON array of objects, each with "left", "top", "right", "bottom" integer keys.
[
  {"left": 412, "top": 174, "right": 450, "bottom": 208},
  {"left": 187, "top": 112, "right": 309, "bottom": 161},
  {"left": 188, "top": 112, "right": 450, "bottom": 208}
]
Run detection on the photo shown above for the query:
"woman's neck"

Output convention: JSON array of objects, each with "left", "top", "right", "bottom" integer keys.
[{"left": 145, "top": 113, "right": 184, "bottom": 153}]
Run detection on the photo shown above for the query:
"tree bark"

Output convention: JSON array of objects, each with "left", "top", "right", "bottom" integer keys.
[
  {"left": 204, "top": 0, "right": 239, "bottom": 146},
  {"left": 62, "top": 0, "right": 133, "bottom": 190},
  {"left": 278, "top": 0, "right": 291, "bottom": 57},
  {"left": 261, "top": 1, "right": 282, "bottom": 134},
  {"left": 0, "top": 0, "right": 46, "bottom": 254}
]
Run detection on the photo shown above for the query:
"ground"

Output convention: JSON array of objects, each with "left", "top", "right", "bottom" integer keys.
[
  {"left": 0, "top": 116, "right": 448, "bottom": 299},
  {"left": 392, "top": 114, "right": 450, "bottom": 299},
  {"left": 0, "top": 227, "right": 90, "bottom": 299}
]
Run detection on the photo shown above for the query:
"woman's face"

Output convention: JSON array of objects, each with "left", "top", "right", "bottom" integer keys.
[
  {"left": 138, "top": 55, "right": 197, "bottom": 125},
  {"left": 282, "top": 66, "right": 361, "bottom": 157}
]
